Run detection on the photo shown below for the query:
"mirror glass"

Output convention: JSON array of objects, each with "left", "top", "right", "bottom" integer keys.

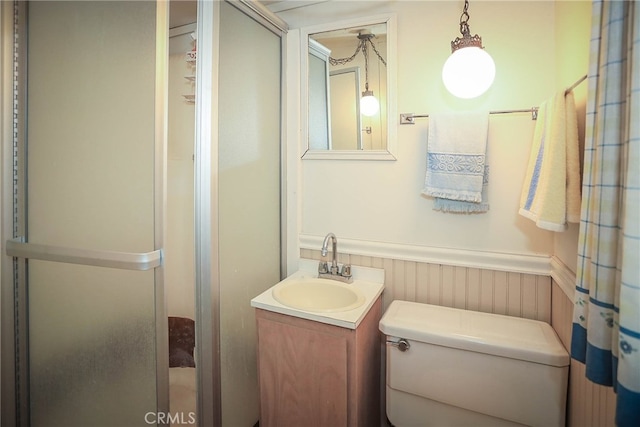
[{"left": 302, "top": 15, "right": 396, "bottom": 160}]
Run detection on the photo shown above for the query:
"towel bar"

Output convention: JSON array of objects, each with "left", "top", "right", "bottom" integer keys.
[
  {"left": 401, "top": 74, "right": 588, "bottom": 125},
  {"left": 400, "top": 108, "right": 539, "bottom": 124}
]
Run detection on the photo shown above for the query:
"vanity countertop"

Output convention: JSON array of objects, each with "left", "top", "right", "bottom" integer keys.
[{"left": 250, "top": 259, "right": 385, "bottom": 329}]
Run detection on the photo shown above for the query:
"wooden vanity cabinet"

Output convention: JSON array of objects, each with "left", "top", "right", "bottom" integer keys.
[{"left": 255, "top": 296, "right": 382, "bottom": 427}]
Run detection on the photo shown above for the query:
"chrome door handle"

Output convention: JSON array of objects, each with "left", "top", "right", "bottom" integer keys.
[{"left": 6, "top": 238, "right": 162, "bottom": 271}]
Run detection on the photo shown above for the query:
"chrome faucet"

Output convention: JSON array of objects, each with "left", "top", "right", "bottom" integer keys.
[
  {"left": 318, "top": 232, "right": 353, "bottom": 283},
  {"left": 321, "top": 232, "right": 338, "bottom": 274}
]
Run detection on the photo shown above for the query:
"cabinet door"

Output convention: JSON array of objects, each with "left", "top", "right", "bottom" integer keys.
[{"left": 257, "top": 318, "right": 348, "bottom": 427}]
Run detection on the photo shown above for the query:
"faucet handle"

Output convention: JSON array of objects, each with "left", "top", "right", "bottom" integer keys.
[
  {"left": 318, "top": 261, "right": 328, "bottom": 274},
  {"left": 340, "top": 264, "right": 352, "bottom": 278}
]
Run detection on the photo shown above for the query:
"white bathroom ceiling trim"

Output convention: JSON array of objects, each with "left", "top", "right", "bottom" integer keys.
[{"left": 299, "top": 234, "right": 551, "bottom": 276}]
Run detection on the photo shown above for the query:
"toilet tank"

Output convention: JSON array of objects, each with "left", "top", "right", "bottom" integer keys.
[{"left": 379, "top": 300, "right": 569, "bottom": 427}]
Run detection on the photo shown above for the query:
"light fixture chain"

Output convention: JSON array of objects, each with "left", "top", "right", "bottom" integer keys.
[
  {"left": 367, "top": 38, "right": 387, "bottom": 67},
  {"left": 328, "top": 34, "right": 387, "bottom": 68},
  {"left": 328, "top": 40, "right": 364, "bottom": 66},
  {"left": 450, "top": 0, "right": 483, "bottom": 52},
  {"left": 363, "top": 40, "right": 370, "bottom": 90},
  {"left": 459, "top": 0, "right": 471, "bottom": 36}
]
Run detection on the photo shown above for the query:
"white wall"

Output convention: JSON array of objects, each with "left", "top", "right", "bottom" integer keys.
[
  {"left": 167, "top": 32, "right": 196, "bottom": 319},
  {"left": 280, "top": 1, "right": 585, "bottom": 260}
]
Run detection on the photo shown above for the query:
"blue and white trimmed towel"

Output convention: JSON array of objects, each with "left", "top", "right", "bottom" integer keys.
[
  {"left": 434, "top": 165, "right": 490, "bottom": 213},
  {"left": 423, "top": 111, "right": 489, "bottom": 204}
]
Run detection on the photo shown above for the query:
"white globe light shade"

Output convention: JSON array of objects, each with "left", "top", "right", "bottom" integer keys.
[
  {"left": 442, "top": 46, "right": 496, "bottom": 99},
  {"left": 360, "top": 93, "right": 380, "bottom": 116}
]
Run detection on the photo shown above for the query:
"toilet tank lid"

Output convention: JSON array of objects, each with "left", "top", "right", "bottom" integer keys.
[{"left": 379, "top": 300, "right": 569, "bottom": 367}]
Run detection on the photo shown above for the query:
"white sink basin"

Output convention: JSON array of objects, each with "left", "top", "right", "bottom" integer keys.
[
  {"left": 272, "top": 278, "right": 366, "bottom": 313},
  {"left": 251, "top": 259, "right": 385, "bottom": 328}
]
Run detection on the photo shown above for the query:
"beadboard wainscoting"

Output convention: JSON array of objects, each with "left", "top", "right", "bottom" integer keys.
[
  {"left": 300, "top": 236, "right": 617, "bottom": 427},
  {"left": 551, "top": 278, "right": 617, "bottom": 427},
  {"left": 300, "top": 235, "right": 553, "bottom": 321}
]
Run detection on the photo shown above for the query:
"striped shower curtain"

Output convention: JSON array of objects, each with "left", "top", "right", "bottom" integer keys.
[{"left": 570, "top": 1, "right": 639, "bottom": 426}]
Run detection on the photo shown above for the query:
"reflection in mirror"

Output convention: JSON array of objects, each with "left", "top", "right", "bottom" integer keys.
[
  {"left": 310, "top": 24, "right": 386, "bottom": 151},
  {"left": 330, "top": 67, "right": 362, "bottom": 150},
  {"left": 303, "top": 15, "right": 395, "bottom": 159},
  {"left": 308, "top": 39, "right": 332, "bottom": 150}
]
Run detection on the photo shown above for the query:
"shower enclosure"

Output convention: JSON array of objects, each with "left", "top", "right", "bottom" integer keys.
[{"left": 0, "top": 1, "right": 285, "bottom": 426}]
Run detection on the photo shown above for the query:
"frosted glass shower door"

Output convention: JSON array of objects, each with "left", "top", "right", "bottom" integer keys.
[
  {"left": 7, "top": 2, "right": 168, "bottom": 426},
  {"left": 216, "top": 2, "right": 283, "bottom": 426}
]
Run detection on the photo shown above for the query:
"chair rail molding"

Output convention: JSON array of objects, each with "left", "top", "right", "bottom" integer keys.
[
  {"left": 550, "top": 256, "right": 576, "bottom": 301},
  {"left": 299, "top": 234, "right": 551, "bottom": 276}
]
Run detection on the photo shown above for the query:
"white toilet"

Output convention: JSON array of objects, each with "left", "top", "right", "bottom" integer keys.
[{"left": 379, "top": 300, "right": 569, "bottom": 427}]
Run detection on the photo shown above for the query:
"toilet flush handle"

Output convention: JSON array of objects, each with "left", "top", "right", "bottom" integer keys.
[{"left": 387, "top": 338, "right": 410, "bottom": 352}]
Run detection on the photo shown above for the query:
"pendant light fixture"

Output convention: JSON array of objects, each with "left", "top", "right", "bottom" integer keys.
[
  {"left": 329, "top": 32, "right": 387, "bottom": 117},
  {"left": 442, "top": 0, "right": 495, "bottom": 99},
  {"left": 357, "top": 33, "right": 380, "bottom": 116}
]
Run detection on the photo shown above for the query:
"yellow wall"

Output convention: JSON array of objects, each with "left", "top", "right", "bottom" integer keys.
[{"left": 553, "top": 0, "right": 591, "bottom": 274}]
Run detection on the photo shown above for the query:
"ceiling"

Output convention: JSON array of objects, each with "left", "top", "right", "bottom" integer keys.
[
  {"left": 169, "top": 0, "right": 330, "bottom": 28},
  {"left": 260, "top": 1, "right": 329, "bottom": 13},
  {"left": 169, "top": 0, "right": 197, "bottom": 29}
]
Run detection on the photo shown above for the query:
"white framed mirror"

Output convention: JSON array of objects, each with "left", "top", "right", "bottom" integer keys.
[{"left": 301, "top": 14, "right": 397, "bottom": 160}]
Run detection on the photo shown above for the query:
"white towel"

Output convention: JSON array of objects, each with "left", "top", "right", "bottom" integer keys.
[
  {"left": 519, "top": 91, "right": 581, "bottom": 231},
  {"left": 423, "top": 111, "right": 489, "bottom": 203},
  {"left": 434, "top": 165, "right": 490, "bottom": 213},
  {"left": 564, "top": 92, "right": 581, "bottom": 223}
]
